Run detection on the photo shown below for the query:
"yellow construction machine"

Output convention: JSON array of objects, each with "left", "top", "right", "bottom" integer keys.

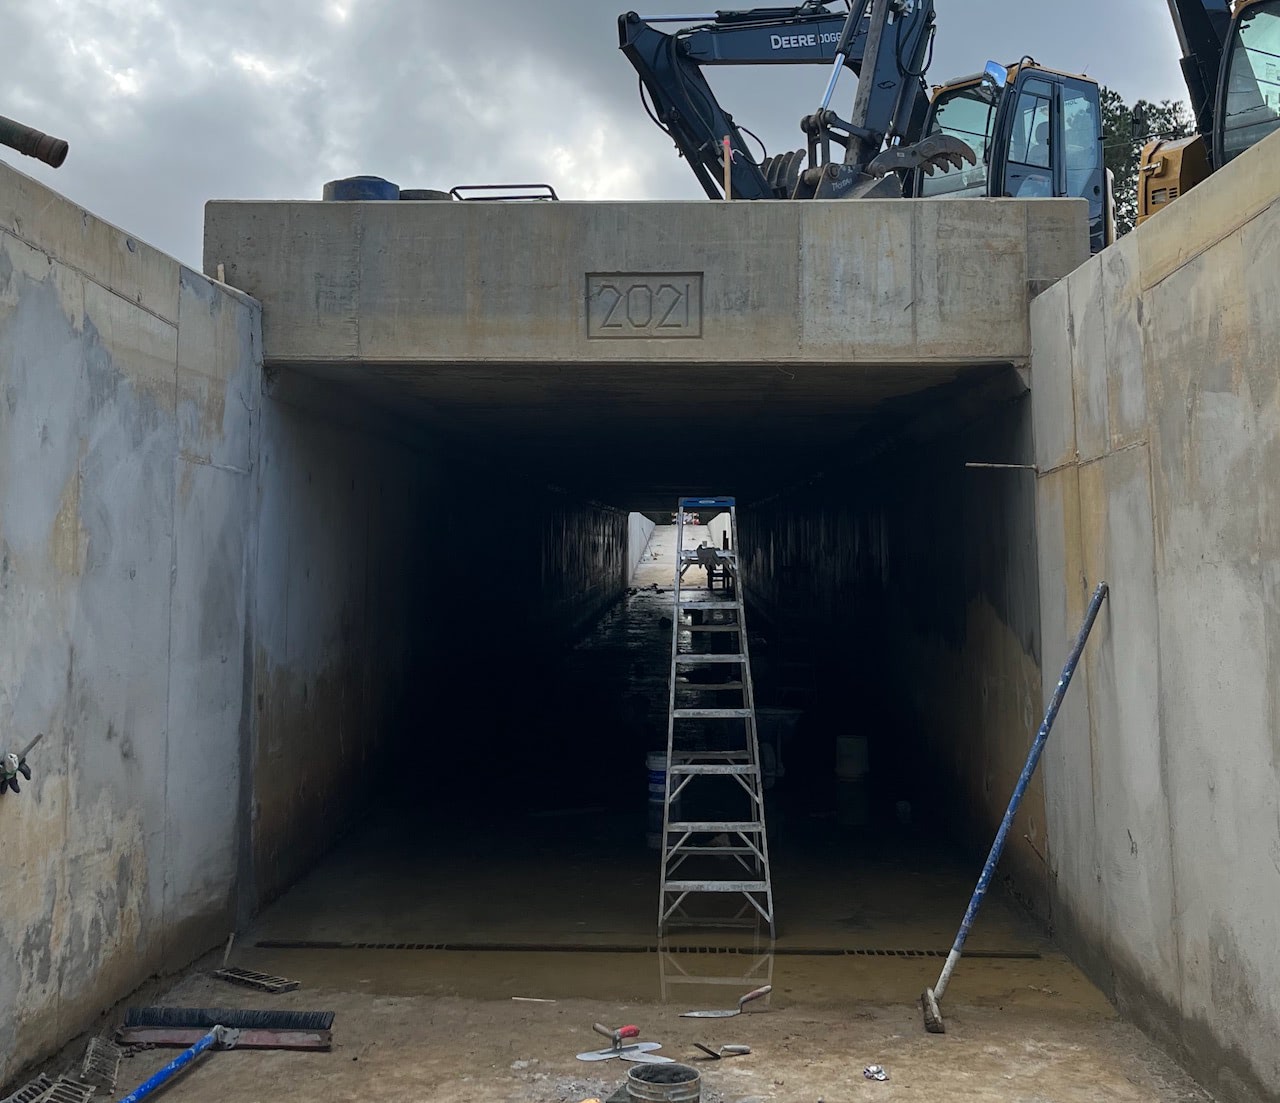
[{"left": 1138, "top": 0, "right": 1279, "bottom": 223}]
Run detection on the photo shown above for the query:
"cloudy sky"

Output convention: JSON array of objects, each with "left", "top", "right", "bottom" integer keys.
[{"left": 3, "top": 0, "right": 1190, "bottom": 266}]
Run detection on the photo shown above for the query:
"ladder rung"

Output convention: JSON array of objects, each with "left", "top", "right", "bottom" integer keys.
[
  {"left": 669, "top": 845, "right": 758, "bottom": 856},
  {"left": 678, "top": 624, "right": 740, "bottom": 633},
  {"left": 672, "top": 751, "right": 748, "bottom": 762},
  {"left": 673, "top": 708, "right": 753, "bottom": 719},
  {"left": 663, "top": 880, "right": 769, "bottom": 893},
  {"left": 679, "top": 601, "right": 742, "bottom": 611},
  {"left": 668, "top": 821, "right": 765, "bottom": 833},
  {"left": 675, "top": 655, "right": 745, "bottom": 664},
  {"left": 677, "top": 681, "right": 745, "bottom": 691},
  {"left": 669, "top": 764, "right": 758, "bottom": 775}
]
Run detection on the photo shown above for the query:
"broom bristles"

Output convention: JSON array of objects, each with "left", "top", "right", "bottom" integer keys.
[
  {"left": 123, "top": 1007, "right": 334, "bottom": 1030},
  {"left": 921, "top": 988, "right": 945, "bottom": 1034}
]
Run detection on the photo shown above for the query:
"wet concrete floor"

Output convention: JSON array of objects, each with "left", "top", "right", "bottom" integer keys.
[{"left": 87, "top": 524, "right": 1214, "bottom": 1101}]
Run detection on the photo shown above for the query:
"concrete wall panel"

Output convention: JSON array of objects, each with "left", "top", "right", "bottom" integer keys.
[
  {"left": 1029, "top": 282, "right": 1076, "bottom": 474},
  {"left": 628, "top": 512, "right": 656, "bottom": 581},
  {"left": 1031, "top": 131, "right": 1280, "bottom": 1102},
  {"left": 0, "top": 160, "right": 260, "bottom": 1085},
  {"left": 1066, "top": 257, "right": 1108, "bottom": 463},
  {"left": 1099, "top": 235, "right": 1147, "bottom": 450}
]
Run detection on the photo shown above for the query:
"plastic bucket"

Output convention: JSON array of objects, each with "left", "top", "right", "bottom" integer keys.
[
  {"left": 647, "top": 751, "right": 668, "bottom": 850},
  {"left": 321, "top": 175, "right": 400, "bottom": 201},
  {"left": 627, "top": 1062, "right": 701, "bottom": 1103},
  {"left": 647, "top": 751, "right": 668, "bottom": 799}
]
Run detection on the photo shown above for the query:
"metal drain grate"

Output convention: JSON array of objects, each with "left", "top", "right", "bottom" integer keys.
[
  {"left": 255, "top": 939, "right": 1041, "bottom": 960},
  {"left": 0, "top": 1074, "right": 53, "bottom": 1103},
  {"left": 80, "top": 1036, "right": 124, "bottom": 1091},
  {"left": 37, "top": 1078, "right": 95, "bottom": 1103},
  {"left": 213, "top": 966, "right": 301, "bottom": 993}
]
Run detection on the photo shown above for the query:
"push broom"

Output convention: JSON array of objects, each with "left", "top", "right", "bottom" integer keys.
[
  {"left": 112, "top": 1006, "right": 335, "bottom": 1101},
  {"left": 922, "top": 582, "right": 1109, "bottom": 1034}
]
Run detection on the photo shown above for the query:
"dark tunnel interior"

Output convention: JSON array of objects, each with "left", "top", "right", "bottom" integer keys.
[{"left": 245, "top": 363, "right": 1050, "bottom": 957}]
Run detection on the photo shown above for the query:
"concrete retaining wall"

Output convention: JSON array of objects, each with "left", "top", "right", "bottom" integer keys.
[
  {"left": 1031, "top": 131, "right": 1280, "bottom": 1103},
  {"left": 628, "top": 513, "right": 655, "bottom": 582},
  {"left": 0, "top": 161, "right": 260, "bottom": 1082}
]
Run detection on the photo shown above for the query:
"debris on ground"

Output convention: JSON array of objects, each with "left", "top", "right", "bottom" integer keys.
[{"left": 864, "top": 1064, "right": 889, "bottom": 1081}]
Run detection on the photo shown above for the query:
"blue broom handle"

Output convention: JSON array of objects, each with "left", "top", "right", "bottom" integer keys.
[
  {"left": 118, "top": 1027, "right": 223, "bottom": 1103},
  {"left": 934, "top": 581, "right": 1109, "bottom": 1000}
]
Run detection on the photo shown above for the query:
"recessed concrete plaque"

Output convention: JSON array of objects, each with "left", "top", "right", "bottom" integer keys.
[{"left": 586, "top": 273, "right": 703, "bottom": 338}]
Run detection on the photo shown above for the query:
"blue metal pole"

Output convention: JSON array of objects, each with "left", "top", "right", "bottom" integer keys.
[
  {"left": 932, "top": 581, "right": 1109, "bottom": 1002},
  {"left": 118, "top": 1027, "right": 223, "bottom": 1103}
]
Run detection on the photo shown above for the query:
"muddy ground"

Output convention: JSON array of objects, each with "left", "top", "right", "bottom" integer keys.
[{"left": 52, "top": 947, "right": 1210, "bottom": 1103}]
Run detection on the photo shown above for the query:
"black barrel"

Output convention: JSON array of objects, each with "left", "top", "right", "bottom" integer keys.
[{"left": 0, "top": 115, "right": 69, "bottom": 168}]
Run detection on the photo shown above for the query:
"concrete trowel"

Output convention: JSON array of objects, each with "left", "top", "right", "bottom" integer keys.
[
  {"left": 680, "top": 985, "right": 771, "bottom": 1018},
  {"left": 576, "top": 1023, "right": 673, "bottom": 1063}
]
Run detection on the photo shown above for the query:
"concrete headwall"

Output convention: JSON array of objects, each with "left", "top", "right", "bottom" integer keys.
[
  {"left": 1031, "top": 132, "right": 1280, "bottom": 1102},
  {"left": 204, "top": 198, "right": 1088, "bottom": 372},
  {"left": 0, "top": 161, "right": 260, "bottom": 1081},
  {"left": 739, "top": 382, "right": 1046, "bottom": 913}
]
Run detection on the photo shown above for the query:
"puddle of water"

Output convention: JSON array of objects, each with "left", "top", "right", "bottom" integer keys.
[{"left": 228, "top": 944, "right": 1111, "bottom": 1016}]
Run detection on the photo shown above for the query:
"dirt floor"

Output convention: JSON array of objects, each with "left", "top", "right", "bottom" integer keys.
[{"left": 102, "top": 962, "right": 1212, "bottom": 1103}]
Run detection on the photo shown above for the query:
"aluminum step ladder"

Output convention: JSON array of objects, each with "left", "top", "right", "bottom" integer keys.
[{"left": 659, "top": 497, "right": 775, "bottom": 937}]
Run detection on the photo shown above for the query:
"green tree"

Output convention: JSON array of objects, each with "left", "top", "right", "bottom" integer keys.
[{"left": 1101, "top": 86, "right": 1195, "bottom": 236}]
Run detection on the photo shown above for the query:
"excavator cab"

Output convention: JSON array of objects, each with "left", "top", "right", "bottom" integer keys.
[
  {"left": 912, "top": 62, "right": 1111, "bottom": 253},
  {"left": 1140, "top": 0, "right": 1279, "bottom": 225},
  {"left": 1216, "top": 0, "right": 1280, "bottom": 164}
]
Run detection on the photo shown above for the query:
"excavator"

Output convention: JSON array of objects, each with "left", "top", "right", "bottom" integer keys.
[
  {"left": 0, "top": 114, "right": 69, "bottom": 168},
  {"left": 1139, "top": 0, "right": 1279, "bottom": 223},
  {"left": 911, "top": 60, "right": 1113, "bottom": 254},
  {"left": 620, "top": 0, "right": 1113, "bottom": 251}
]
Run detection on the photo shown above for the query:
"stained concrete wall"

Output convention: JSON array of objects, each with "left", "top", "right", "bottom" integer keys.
[
  {"left": 0, "top": 161, "right": 260, "bottom": 1082},
  {"left": 1031, "top": 131, "right": 1280, "bottom": 1102},
  {"left": 738, "top": 379, "right": 1047, "bottom": 914}
]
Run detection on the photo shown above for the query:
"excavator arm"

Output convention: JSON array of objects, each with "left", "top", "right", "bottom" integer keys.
[
  {"left": 1163, "top": 0, "right": 1233, "bottom": 145},
  {"left": 619, "top": 0, "right": 973, "bottom": 200},
  {"left": 619, "top": 3, "right": 867, "bottom": 198}
]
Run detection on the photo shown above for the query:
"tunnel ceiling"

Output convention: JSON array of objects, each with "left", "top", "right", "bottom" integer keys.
[{"left": 270, "top": 359, "right": 1025, "bottom": 512}]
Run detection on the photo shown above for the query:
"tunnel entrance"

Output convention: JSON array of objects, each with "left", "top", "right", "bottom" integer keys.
[{"left": 242, "top": 361, "right": 1049, "bottom": 1003}]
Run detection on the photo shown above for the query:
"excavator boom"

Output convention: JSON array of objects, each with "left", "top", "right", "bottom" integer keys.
[{"left": 620, "top": 0, "right": 963, "bottom": 200}]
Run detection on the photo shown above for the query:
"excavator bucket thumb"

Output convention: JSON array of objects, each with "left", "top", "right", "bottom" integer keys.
[{"left": 866, "top": 133, "right": 976, "bottom": 179}]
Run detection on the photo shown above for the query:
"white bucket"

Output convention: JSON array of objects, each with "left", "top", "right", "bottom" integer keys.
[
  {"left": 835, "top": 734, "right": 870, "bottom": 780},
  {"left": 646, "top": 750, "right": 668, "bottom": 799}
]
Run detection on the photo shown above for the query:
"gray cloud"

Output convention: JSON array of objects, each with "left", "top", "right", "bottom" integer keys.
[{"left": 3, "top": 0, "right": 1189, "bottom": 265}]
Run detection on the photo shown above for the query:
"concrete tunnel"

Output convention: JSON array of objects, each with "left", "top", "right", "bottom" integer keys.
[
  {"left": 9, "top": 134, "right": 1280, "bottom": 1102},
  {"left": 203, "top": 194, "right": 1076, "bottom": 958}
]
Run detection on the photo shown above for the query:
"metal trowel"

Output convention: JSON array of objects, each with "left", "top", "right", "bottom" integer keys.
[
  {"left": 680, "top": 985, "right": 772, "bottom": 1018},
  {"left": 576, "top": 1023, "right": 673, "bottom": 1063}
]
